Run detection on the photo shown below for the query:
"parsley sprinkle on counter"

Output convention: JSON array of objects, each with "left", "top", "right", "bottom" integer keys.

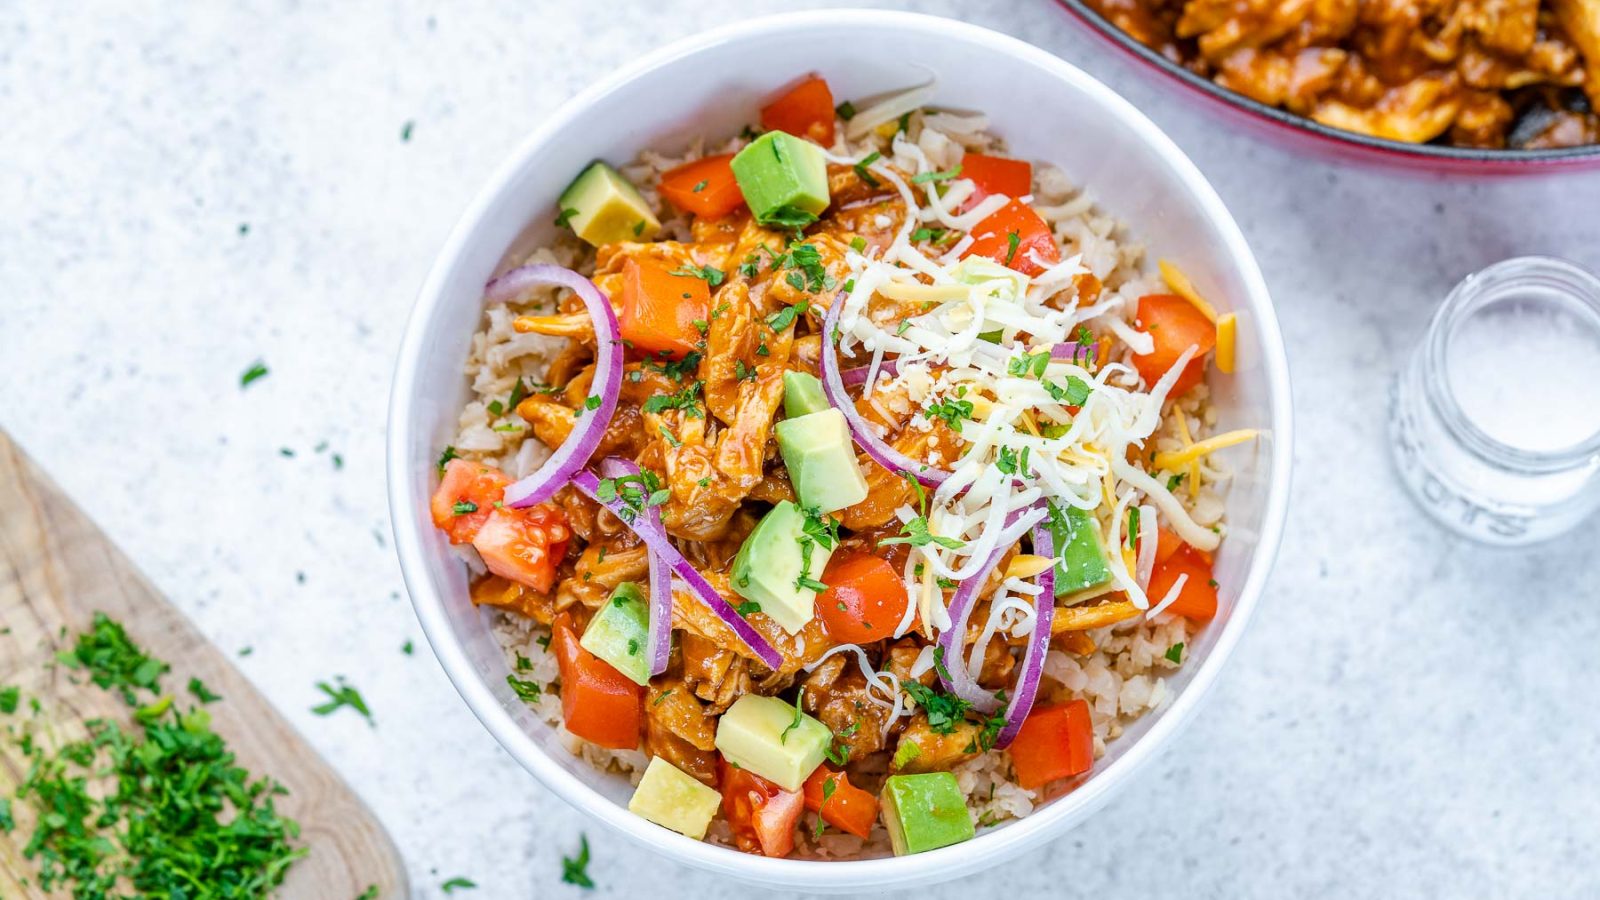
[
  {"left": 239, "top": 360, "right": 270, "bottom": 388},
  {"left": 311, "top": 677, "right": 373, "bottom": 725},
  {"left": 562, "top": 834, "right": 596, "bottom": 888},
  {"left": 441, "top": 876, "right": 477, "bottom": 893}
]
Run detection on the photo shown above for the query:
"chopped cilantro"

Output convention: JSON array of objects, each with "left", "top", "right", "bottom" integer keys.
[
  {"left": 836, "top": 100, "right": 857, "bottom": 120},
  {"left": 239, "top": 360, "right": 270, "bottom": 388},
  {"left": 670, "top": 263, "right": 725, "bottom": 287},
  {"left": 767, "top": 301, "right": 810, "bottom": 332},
  {"left": 923, "top": 391, "right": 974, "bottom": 432},
  {"left": 878, "top": 516, "right": 964, "bottom": 550},
  {"left": 554, "top": 207, "right": 579, "bottom": 228},
  {"left": 441, "top": 877, "right": 477, "bottom": 893},
  {"left": 1165, "top": 642, "right": 1185, "bottom": 663},
  {"left": 452, "top": 500, "right": 478, "bottom": 516},
  {"left": 853, "top": 150, "right": 881, "bottom": 188},
  {"left": 1004, "top": 231, "right": 1021, "bottom": 266},
  {"left": 735, "top": 600, "right": 762, "bottom": 617},
  {"left": 436, "top": 445, "right": 460, "bottom": 475},
  {"left": 561, "top": 834, "right": 596, "bottom": 889},
  {"left": 911, "top": 164, "right": 962, "bottom": 185},
  {"left": 311, "top": 677, "right": 373, "bottom": 725},
  {"left": 642, "top": 381, "right": 704, "bottom": 418},
  {"left": 506, "top": 675, "right": 542, "bottom": 703},
  {"left": 187, "top": 677, "right": 221, "bottom": 704}
]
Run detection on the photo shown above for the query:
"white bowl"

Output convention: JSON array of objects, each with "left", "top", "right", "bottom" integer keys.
[{"left": 388, "top": 10, "right": 1292, "bottom": 892}]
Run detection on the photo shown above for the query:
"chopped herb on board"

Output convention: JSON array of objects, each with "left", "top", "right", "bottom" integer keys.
[
  {"left": 561, "top": 834, "right": 596, "bottom": 888},
  {"left": 187, "top": 676, "right": 222, "bottom": 704},
  {"left": 0, "top": 685, "right": 19, "bottom": 714},
  {"left": 4, "top": 615, "right": 306, "bottom": 895}
]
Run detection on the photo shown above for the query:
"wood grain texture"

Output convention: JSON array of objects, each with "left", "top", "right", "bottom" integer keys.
[{"left": 0, "top": 431, "right": 407, "bottom": 898}]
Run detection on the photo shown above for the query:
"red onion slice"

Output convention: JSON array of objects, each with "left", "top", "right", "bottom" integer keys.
[
  {"left": 1050, "top": 339, "right": 1095, "bottom": 364},
  {"left": 572, "top": 465, "right": 784, "bottom": 671},
  {"left": 991, "top": 513, "right": 1056, "bottom": 749},
  {"left": 820, "top": 295, "right": 950, "bottom": 488},
  {"left": 933, "top": 503, "right": 1056, "bottom": 745},
  {"left": 598, "top": 458, "right": 672, "bottom": 677},
  {"left": 840, "top": 359, "right": 901, "bottom": 388},
  {"left": 489, "top": 265, "right": 623, "bottom": 509}
]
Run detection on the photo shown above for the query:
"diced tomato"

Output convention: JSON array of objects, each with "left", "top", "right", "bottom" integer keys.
[
  {"left": 430, "top": 458, "right": 511, "bottom": 544},
  {"left": 471, "top": 505, "right": 570, "bottom": 595},
  {"left": 802, "top": 767, "right": 878, "bottom": 839},
  {"left": 720, "top": 758, "right": 804, "bottom": 858},
  {"left": 658, "top": 153, "right": 745, "bottom": 220},
  {"left": 1007, "top": 699, "right": 1095, "bottom": 789},
  {"left": 815, "top": 552, "right": 910, "bottom": 644},
  {"left": 759, "top": 74, "right": 835, "bottom": 146},
  {"left": 962, "top": 199, "right": 1060, "bottom": 277},
  {"left": 959, "top": 154, "right": 1032, "bottom": 210},
  {"left": 1147, "top": 545, "right": 1218, "bottom": 620},
  {"left": 1153, "top": 526, "right": 1184, "bottom": 566},
  {"left": 1131, "top": 294, "right": 1217, "bottom": 396},
  {"left": 551, "top": 613, "right": 643, "bottom": 750},
  {"left": 617, "top": 257, "right": 711, "bottom": 361}
]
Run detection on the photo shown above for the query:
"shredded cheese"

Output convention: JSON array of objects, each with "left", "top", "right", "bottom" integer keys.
[
  {"left": 1151, "top": 429, "right": 1260, "bottom": 471},
  {"left": 1216, "top": 312, "right": 1238, "bottom": 374},
  {"left": 1158, "top": 260, "right": 1219, "bottom": 322}
]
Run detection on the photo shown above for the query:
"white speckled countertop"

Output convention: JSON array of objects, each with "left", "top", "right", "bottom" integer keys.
[{"left": 5, "top": 1, "right": 1600, "bottom": 897}]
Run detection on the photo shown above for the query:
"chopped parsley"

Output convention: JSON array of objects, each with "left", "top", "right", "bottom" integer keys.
[
  {"left": 594, "top": 467, "right": 670, "bottom": 522},
  {"left": 400, "top": 120, "right": 414, "bottom": 142},
  {"left": 1166, "top": 472, "right": 1187, "bottom": 491},
  {"left": 767, "top": 300, "right": 810, "bottom": 332},
  {"left": 735, "top": 600, "right": 762, "bottom": 618},
  {"left": 853, "top": 150, "right": 881, "bottom": 188},
  {"left": 63, "top": 611, "right": 170, "bottom": 705},
  {"left": 670, "top": 263, "right": 725, "bottom": 287},
  {"left": 0, "top": 685, "right": 18, "bottom": 714},
  {"left": 187, "top": 676, "right": 221, "bottom": 704},
  {"left": 1165, "top": 642, "right": 1185, "bottom": 663},
  {"left": 996, "top": 445, "right": 1033, "bottom": 478},
  {"left": 850, "top": 236, "right": 868, "bottom": 253},
  {"left": 311, "top": 677, "right": 373, "bottom": 725},
  {"left": 561, "top": 834, "right": 596, "bottom": 889},
  {"left": 1004, "top": 231, "right": 1021, "bottom": 266},
  {"left": 836, "top": 100, "right": 857, "bottom": 120},
  {"left": 657, "top": 424, "right": 682, "bottom": 447},
  {"left": 554, "top": 207, "right": 579, "bottom": 228},
  {"left": 1007, "top": 349, "right": 1051, "bottom": 379},
  {"left": 506, "top": 675, "right": 542, "bottom": 703},
  {"left": 437, "top": 445, "right": 461, "bottom": 475},
  {"left": 641, "top": 381, "right": 705, "bottom": 418},
  {"left": 691, "top": 179, "right": 708, "bottom": 193},
  {"left": 452, "top": 500, "right": 479, "bottom": 516},
  {"left": 402, "top": 640, "right": 414, "bottom": 655},
  {"left": 911, "top": 164, "right": 962, "bottom": 185},
  {"left": 878, "top": 515, "right": 964, "bottom": 550},
  {"left": 923, "top": 390, "right": 974, "bottom": 432},
  {"left": 780, "top": 693, "right": 805, "bottom": 744},
  {"left": 1044, "top": 374, "right": 1093, "bottom": 406},
  {"left": 239, "top": 360, "right": 270, "bottom": 388},
  {"left": 643, "top": 349, "right": 703, "bottom": 381},
  {"left": 653, "top": 689, "right": 675, "bottom": 706},
  {"left": 900, "top": 680, "right": 971, "bottom": 734},
  {"left": 441, "top": 877, "right": 477, "bottom": 893},
  {"left": 910, "top": 227, "right": 948, "bottom": 243}
]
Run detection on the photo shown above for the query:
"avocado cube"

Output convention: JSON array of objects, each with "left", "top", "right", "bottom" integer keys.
[
  {"left": 880, "top": 773, "right": 975, "bottom": 856},
  {"left": 1047, "top": 500, "right": 1113, "bottom": 595},
  {"left": 557, "top": 161, "right": 661, "bottom": 247},
  {"left": 775, "top": 409, "right": 868, "bottom": 514},
  {"left": 730, "top": 131, "right": 830, "bottom": 229},
  {"left": 628, "top": 756, "right": 722, "bottom": 839},
  {"left": 782, "top": 370, "right": 829, "bottom": 419},
  {"left": 713, "top": 694, "right": 831, "bottom": 792},
  {"left": 730, "top": 500, "right": 831, "bottom": 634},
  {"left": 578, "top": 582, "right": 652, "bottom": 686}
]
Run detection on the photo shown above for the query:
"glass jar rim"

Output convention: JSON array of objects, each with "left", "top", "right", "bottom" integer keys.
[{"left": 1424, "top": 255, "right": 1600, "bottom": 474}]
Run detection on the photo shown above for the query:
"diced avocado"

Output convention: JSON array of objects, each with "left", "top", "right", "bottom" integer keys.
[
  {"left": 730, "top": 131, "right": 830, "bottom": 229},
  {"left": 628, "top": 756, "right": 722, "bottom": 839},
  {"left": 578, "top": 582, "right": 652, "bottom": 686},
  {"left": 775, "top": 409, "right": 868, "bottom": 514},
  {"left": 557, "top": 161, "right": 661, "bottom": 247},
  {"left": 782, "top": 370, "right": 829, "bottom": 418},
  {"left": 713, "top": 694, "right": 831, "bottom": 792},
  {"left": 1047, "top": 500, "right": 1113, "bottom": 595},
  {"left": 880, "top": 773, "right": 975, "bottom": 856},
  {"left": 730, "top": 501, "right": 830, "bottom": 634}
]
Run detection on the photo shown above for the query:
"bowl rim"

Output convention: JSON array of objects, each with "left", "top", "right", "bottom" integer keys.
[
  {"left": 387, "top": 9, "right": 1294, "bottom": 890},
  {"left": 1054, "top": 0, "right": 1600, "bottom": 166}
]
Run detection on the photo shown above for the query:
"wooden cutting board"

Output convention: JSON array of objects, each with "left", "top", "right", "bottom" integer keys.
[{"left": 0, "top": 431, "right": 408, "bottom": 898}]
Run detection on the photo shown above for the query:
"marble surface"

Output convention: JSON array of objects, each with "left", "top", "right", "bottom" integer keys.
[{"left": 5, "top": 1, "right": 1600, "bottom": 897}]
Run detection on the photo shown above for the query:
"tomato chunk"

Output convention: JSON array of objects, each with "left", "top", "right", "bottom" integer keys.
[
  {"left": 1148, "top": 545, "right": 1218, "bottom": 620},
  {"left": 1007, "top": 700, "right": 1095, "bottom": 789},
  {"left": 430, "top": 459, "right": 511, "bottom": 544},
  {"left": 960, "top": 154, "right": 1032, "bottom": 209},
  {"left": 1132, "top": 294, "right": 1216, "bottom": 396},
  {"left": 815, "top": 552, "right": 909, "bottom": 644},
  {"left": 658, "top": 153, "right": 745, "bottom": 220},
  {"left": 720, "top": 757, "right": 804, "bottom": 857},
  {"left": 802, "top": 767, "right": 879, "bottom": 839},
  {"left": 471, "top": 505, "right": 569, "bottom": 595},
  {"left": 552, "top": 613, "right": 643, "bottom": 750},
  {"left": 617, "top": 257, "right": 711, "bottom": 361},
  {"left": 759, "top": 74, "right": 835, "bottom": 146},
  {"left": 962, "top": 199, "right": 1059, "bottom": 277}
]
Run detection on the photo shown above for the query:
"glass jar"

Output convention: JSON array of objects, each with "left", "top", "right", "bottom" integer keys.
[{"left": 1389, "top": 256, "right": 1600, "bottom": 545}]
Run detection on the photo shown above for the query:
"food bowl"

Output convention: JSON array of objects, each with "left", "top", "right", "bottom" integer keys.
[
  {"left": 1055, "top": 0, "right": 1600, "bottom": 174},
  {"left": 387, "top": 9, "right": 1292, "bottom": 891}
]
